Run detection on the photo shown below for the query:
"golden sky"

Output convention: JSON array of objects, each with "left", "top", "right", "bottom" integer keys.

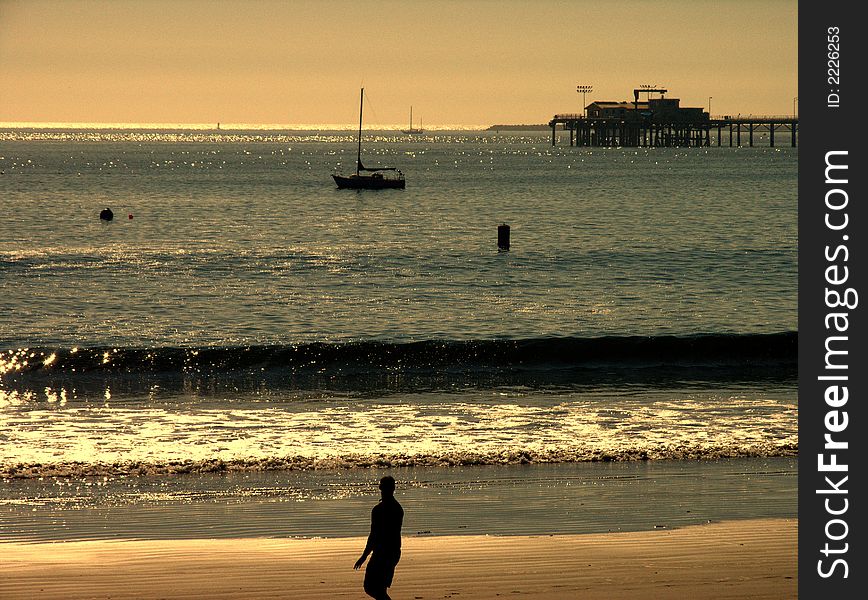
[{"left": 0, "top": 0, "right": 797, "bottom": 127}]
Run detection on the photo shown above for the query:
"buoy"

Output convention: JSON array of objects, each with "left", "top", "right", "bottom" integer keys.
[
  {"left": 99, "top": 208, "right": 114, "bottom": 221},
  {"left": 128, "top": 214, "right": 133, "bottom": 219},
  {"left": 497, "top": 223, "right": 510, "bottom": 251}
]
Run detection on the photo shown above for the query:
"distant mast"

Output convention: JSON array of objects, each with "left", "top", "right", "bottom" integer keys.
[
  {"left": 357, "top": 87, "right": 364, "bottom": 175},
  {"left": 403, "top": 105, "right": 424, "bottom": 134}
]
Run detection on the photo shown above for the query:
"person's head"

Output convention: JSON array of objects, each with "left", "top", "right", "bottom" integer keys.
[{"left": 379, "top": 475, "right": 396, "bottom": 497}]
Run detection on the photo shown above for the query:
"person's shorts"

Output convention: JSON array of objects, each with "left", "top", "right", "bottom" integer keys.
[{"left": 365, "top": 550, "right": 401, "bottom": 590}]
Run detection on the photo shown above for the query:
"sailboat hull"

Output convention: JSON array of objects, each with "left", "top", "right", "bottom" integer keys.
[{"left": 333, "top": 174, "right": 405, "bottom": 190}]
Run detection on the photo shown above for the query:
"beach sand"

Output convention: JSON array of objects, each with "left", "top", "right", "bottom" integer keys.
[{"left": 1, "top": 518, "right": 795, "bottom": 600}]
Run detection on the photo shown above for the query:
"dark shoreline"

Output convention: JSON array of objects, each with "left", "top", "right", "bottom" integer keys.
[{"left": 486, "top": 123, "right": 549, "bottom": 131}]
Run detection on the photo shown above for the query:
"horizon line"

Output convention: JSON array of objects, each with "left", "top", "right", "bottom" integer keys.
[{"left": 0, "top": 121, "right": 505, "bottom": 132}]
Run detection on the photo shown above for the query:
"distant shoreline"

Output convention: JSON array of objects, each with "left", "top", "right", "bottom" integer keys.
[
  {"left": 0, "top": 122, "right": 487, "bottom": 132},
  {"left": 486, "top": 123, "right": 549, "bottom": 131},
  {"left": 0, "top": 121, "right": 555, "bottom": 133}
]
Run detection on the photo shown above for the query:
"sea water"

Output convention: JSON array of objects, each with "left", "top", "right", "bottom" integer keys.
[{"left": 0, "top": 129, "right": 797, "bottom": 541}]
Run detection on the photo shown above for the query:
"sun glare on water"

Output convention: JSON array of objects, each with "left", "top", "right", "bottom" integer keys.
[{"left": 0, "top": 122, "right": 486, "bottom": 132}]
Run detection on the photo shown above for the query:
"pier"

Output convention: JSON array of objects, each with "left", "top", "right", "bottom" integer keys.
[
  {"left": 549, "top": 88, "right": 797, "bottom": 148},
  {"left": 549, "top": 115, "right": 798, "bottom": 148}
]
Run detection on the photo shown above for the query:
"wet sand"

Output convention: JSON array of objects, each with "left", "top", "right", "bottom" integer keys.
[{"left": 0, "top": 518, "right": 795, "bottom": 600}]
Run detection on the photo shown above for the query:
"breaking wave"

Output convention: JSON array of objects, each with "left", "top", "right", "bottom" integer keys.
[{"left": 2, "top": 332, "right": 796, "bottom": 388}]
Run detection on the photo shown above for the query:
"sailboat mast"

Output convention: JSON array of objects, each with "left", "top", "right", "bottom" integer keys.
[{"left": 357, "top": 88, "right": 364, "bottom": 175}]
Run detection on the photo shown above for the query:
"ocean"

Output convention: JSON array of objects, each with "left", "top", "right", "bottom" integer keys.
[{"left": 0, "top": 128, "right": 797, "bottom": 542}]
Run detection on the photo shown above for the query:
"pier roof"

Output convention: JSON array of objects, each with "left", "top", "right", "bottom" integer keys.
[{"left": 587, "top": 101, "right": 650, "bottom": 110}]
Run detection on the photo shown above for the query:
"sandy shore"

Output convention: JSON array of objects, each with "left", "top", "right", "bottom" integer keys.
[{"left": 1, "top": 518, "right": 795, "bottom": 600}]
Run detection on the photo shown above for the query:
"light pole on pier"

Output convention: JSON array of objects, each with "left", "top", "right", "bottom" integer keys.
[
  {"left": 576, "top": 85, "right": 593, "bottom": 117},
  {"left": 708, "top": 97, "right": 712, "bottom": 117}
]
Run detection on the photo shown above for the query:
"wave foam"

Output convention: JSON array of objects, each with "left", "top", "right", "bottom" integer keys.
[{"left": 1, "top": 443, "right": 798, "bottom": 479}]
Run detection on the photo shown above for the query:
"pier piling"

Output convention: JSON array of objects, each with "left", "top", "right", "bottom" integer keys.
[
  {"left": 498, "top": 224, "right": 510, "bottom": 252},
  {"left": 549, "top": 115, "right": 796, "bottom": 148}
]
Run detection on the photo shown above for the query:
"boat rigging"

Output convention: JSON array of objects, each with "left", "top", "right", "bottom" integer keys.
[{"left": 332, "top": 88, "right": 406, "bottom": 190}]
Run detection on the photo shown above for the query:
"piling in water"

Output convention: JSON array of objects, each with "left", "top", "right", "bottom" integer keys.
[{"left": 498, "top": 224, "right": 510, "bottom": 251}]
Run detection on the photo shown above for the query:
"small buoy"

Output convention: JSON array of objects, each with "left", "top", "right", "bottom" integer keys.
[
  {"left": 128, "top": 214, "right": 133, "bottom": 220},
  {"left": 99, "top": 208, "right": 114, "bottom": 221},
  {"left": 497, "top": 223, "right": 510, "bottom": 251}
]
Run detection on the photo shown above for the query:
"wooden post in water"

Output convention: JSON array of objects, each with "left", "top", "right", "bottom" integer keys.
[{"left": 498, "top": 224, "right": 510, "bottom": 251}]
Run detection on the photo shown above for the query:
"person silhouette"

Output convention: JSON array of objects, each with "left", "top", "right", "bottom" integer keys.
[{"left": 354, "top": 475, "right": 404, "bottom": 600}]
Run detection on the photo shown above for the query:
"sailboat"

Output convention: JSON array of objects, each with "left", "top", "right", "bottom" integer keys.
[
  {"left": 402, "top": 106, "right": 424, "bottom": 135},
  {"left": 332, "top": 88, "right": 406, "bottom": 190}
]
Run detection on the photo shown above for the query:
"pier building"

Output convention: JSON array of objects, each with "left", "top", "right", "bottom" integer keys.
[{"left": 549, "top": 88, "right": 797, "bottom": 148}]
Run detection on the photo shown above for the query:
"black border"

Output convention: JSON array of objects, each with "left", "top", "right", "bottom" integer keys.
[{"left": 798, "top": 1, "right": 865, "bottom": 595}]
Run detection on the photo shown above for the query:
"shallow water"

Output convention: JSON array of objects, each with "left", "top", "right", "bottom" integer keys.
[{"left": 0, "top": 458, "right": 796, "bottom": 542}]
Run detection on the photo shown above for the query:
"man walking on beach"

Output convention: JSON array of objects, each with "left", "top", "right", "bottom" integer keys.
[{"left": 354, "top": 475, "right": 404, "bottom": 600}]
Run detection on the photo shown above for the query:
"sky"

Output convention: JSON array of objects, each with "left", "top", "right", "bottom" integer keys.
[{"left": 0, "top": 0, "right": 798, "bottom": 127}]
